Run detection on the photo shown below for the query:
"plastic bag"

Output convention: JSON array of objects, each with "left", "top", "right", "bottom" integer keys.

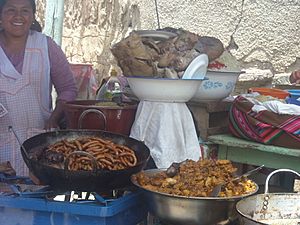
[
  {"left": 96, "top": 69, "right": 136, "bottom": 103},
  {"left": 70, "top": 64, "right": 99, "bottom": 100},
  {"left": 96, "top": 69, "right": 121, "bottom": 101}
]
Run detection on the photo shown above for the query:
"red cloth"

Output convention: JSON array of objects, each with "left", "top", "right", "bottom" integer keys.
[{"left": 229, "top": 96, "right": 300, "bottom": 149}]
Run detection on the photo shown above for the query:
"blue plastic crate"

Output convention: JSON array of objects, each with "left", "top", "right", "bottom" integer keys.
[
  {"left": 286, "top": 89, "right": 300, "bottom": 106},
  {"left": 0, "top": 191, "right": 148, "bottom": 225}
]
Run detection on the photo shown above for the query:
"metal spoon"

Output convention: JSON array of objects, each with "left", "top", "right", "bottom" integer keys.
[
  {"left": 166, "top": 160, "right": 189, "bottom": 177},
  {"left": 8, "top": 126, "right": 31, "bottom": 160},
  {"left": 210, "top": 165, "right": 264, "bottom": 197}
]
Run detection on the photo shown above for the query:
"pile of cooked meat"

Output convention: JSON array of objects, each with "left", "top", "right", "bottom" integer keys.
[
  {"left": 111, "top": 28, "right": 225, "bottom": 79},
  {"left": 133, "top": 159, "right": 257, "bottom": 198}
]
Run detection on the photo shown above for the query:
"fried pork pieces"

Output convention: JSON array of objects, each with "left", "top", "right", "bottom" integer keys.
[{"left": 135, "top": 159, "right": 256, "bottom": 197}]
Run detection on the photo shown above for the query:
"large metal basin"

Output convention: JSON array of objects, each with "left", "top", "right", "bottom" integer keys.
[
  {"left": 131, "top": 169, "right": 258, "bottom": 225},
  {"left": 236, "top": 169, "right": 300, "bottom": 225},
  {"left": 236, "top": 193, "right": 300, "bottom": 225}
]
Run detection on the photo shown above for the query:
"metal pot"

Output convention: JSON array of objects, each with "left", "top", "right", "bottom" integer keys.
[
  {"left": 236, "top": 169, "right": 300, "bottom": 225},
  {"left": 21, "top": 130, "right": 150, "bottom": 192},
  {"left": 131, "top": 169, "right": 259, "bottom": 225},
  {"left": 63, "top": 100, "right": 137, "bottom": 135}
]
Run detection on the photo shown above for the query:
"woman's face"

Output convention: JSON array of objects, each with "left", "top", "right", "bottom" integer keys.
[{"left": 1, "top": 0, "right": 34, "bottom": 38}]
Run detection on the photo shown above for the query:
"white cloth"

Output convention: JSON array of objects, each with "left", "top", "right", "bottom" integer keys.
[
  {"left": 130, "top": 101, "right": 201, "bottom": 168},
  {"left": 0, "top": 31, "right": 51, "bottom": 176},
  {"left": 230, "top": 93, "right": 300, "bottom": 116},
  {"left": 251, "top": 100, "right": 300, "bottom": 115}
]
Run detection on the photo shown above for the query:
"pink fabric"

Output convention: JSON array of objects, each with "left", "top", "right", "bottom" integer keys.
[{"left": 0, "top": 36, "right": 77, "bottom": 102}]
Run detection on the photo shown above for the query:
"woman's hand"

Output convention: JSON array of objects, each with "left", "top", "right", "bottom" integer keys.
[
  {"left": 290, "top": 70, "right": 300, "bottom": 84},
  {"left": 44, "top": 115, "right": 60, "bottom": 130},
  {"left": 44, "top": 100, "right": 66, "bottom": 130}
]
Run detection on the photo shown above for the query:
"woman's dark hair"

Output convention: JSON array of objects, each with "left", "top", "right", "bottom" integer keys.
[{"left": 0, "top": 0, "right": 36, "bottom": 14}]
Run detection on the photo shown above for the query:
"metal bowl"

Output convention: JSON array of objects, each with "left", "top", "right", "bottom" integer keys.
[
  {"left": 135, "top": 30, "right": 177, "bottom": 42},
  {"left": 236, "top": 169, "right": 300, "bottom": 225},
  {"left": 131, "top": 169, "right": 259, "bottom": 225},
  {"left": 236, "top": 193, "right": 300, "bottom": 225}
]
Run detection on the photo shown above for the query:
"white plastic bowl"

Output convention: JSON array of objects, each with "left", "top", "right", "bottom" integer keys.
[
  {"left": 127, "top": 77, "right": 204, "bottom": 103},
  {"left": 192, "top": 70, "right": 244, "bottom": 102}
]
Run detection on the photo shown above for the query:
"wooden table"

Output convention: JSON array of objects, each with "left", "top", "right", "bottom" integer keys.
[
  {"left": 208, "top": 134, "right": 300, "bottom": 171},
  {"left": 208, "top": 134, "right": 300, "bottom": 191}
]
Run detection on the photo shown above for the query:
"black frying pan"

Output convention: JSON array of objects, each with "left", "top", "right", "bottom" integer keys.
[{"left": 21, "top": 129, "right": 150, "bottom": 192}]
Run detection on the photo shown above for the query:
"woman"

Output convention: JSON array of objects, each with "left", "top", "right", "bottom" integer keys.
[
  {"left": 0, "top": 0, "right": 77, "bottom": 176},
  {"left": 290, "top": 70, "right": 300, "bottom": 84}
]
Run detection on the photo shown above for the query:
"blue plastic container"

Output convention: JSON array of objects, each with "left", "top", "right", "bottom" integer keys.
[
  {"left": 286, "top": 89, "right": 300, "bottom": 106},
  {"left": 0, "top": 191, "right": 148, "bottom": 225}
]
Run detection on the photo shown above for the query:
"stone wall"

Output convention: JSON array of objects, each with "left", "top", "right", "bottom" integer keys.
[
  {"left": 36, "top": 0, "right": 141, "bottom": 82},
  {"left": 36, "top": 0, "right": 300, "bottom": 91}
]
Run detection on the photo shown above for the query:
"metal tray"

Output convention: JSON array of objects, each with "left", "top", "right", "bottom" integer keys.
[{"left": 135, "top": 30, "right": 177, "bottom": 42}]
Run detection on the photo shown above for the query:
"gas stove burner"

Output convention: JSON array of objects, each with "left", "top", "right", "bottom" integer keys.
[{"left": 52, "top": 186, "right": 139, "bottom": 204}]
